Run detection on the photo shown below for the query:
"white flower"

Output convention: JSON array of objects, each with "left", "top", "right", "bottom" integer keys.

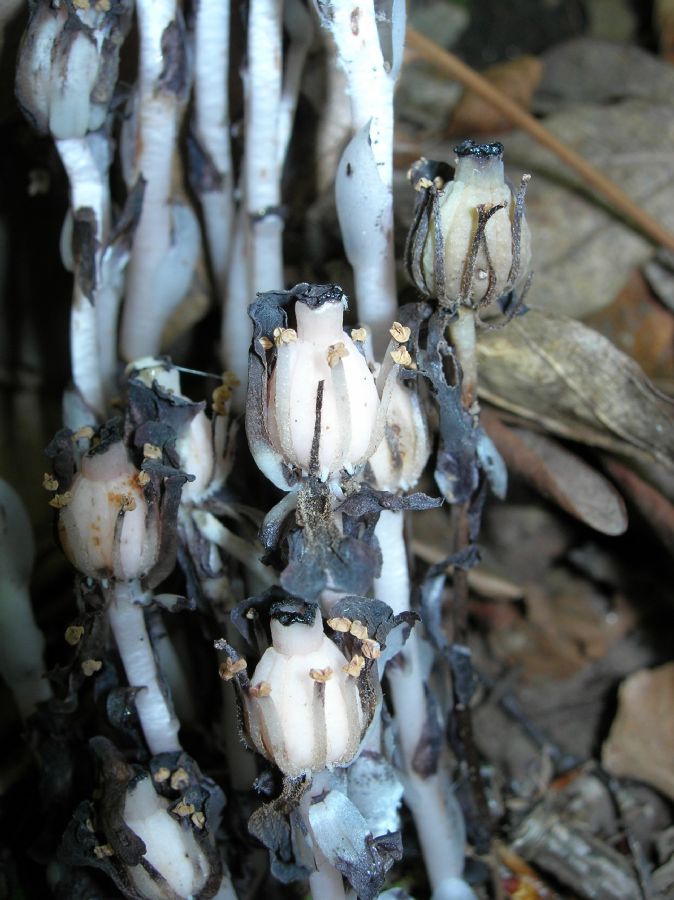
[
  {"left": 57, "top": 442, "right": 160, "bottom": 581},
  {"left": 243, "top": 602, "right": 365, "bottom": 776},
  {"left": 418, "top": 140, "right": 531, "bottom": 308},
  {"left": 251, "top": 287, "right": 382, "bottom": 487}
]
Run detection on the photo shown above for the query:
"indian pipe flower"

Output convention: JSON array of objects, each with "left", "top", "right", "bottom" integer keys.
[
  {"left": 406, "top": 140, "right": 531, "bottom": 314},
  {"left": 247, "top": 284, "right": 391, "bottom": 490},
  {"left": 241, "top": 601, "right": 365, "bottom": 777},
  {"left": 15, "top": 0, "right": 132, "bottom": 140},
  {"left": 366, "top": 324, "right": 430, "bottom": 493},
  {"left": 57, "top": 440, "right": 160, "bottom": 582}
]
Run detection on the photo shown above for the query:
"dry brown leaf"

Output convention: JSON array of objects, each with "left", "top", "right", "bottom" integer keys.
[
  {"left": 602, "top": 662, "right": 674, "bottom": 801},
  {"left": 584, "top": 271, "right": 674, "bottom": 381},
  {"left": 484, "top": 573, "right": 635, "bottom": 682},
  {"left": 603, "top": 458, "right": 674, "bottom": 554},
  {"left": 477, "top": 309, "right": 674, "bottom": 469},
  {"left": 482, "top": 411, "right": 627, "bottom": 536},
  {"left": 448, "top": 55, "right": 543, "bottom": 135}
]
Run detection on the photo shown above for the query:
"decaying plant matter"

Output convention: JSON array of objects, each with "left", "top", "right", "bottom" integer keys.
[{"left": 3, "top": 2, "right": 674, "bottom": 900}]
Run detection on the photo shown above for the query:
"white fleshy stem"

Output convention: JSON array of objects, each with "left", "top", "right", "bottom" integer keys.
[
  {"left": 108, "top": 580, "right": 181, "bottom": 755},
  {"left": 375, "top": 510, "right": 474, "bottom": 896},
  {"left": 244, "top": 0, "right": 284, "bottom": 295},
  {"left": 193, "top": 0, "right": 233, "bottom": 296},
  {"left": 316, "top": 41, "right": 350, "bottom": 193},
  {"left": 301, "top": 770, "right": 347, "bottom": 900},
  {"left": 316, "top": 0, "right": 404, "bottom": 351},
  {"left": 277, "top": 0, "right": 313, "bottom": 167},
  {"left": 56, "top": 135, "right": 111, "bottom": 418},
  {"left": 0, "top": 480, "right": 51, "bottom": 718},
  {"left": 120, "top": 0, "right": 181, "bottom": 361},
  {"left": 448, "top": 306, "right": 478, "bottom": 411}
]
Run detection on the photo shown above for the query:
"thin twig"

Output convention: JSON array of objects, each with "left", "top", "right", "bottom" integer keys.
[{"left": 406, "top": 26, "right": 674, "bottom": 255}]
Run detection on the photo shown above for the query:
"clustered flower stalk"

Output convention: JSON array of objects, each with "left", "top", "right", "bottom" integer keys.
[{"left": 11, "top": 2, "right": 535, "bottom": 896}]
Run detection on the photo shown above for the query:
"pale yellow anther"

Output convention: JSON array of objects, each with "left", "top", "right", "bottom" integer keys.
[
  {"left": 390, "top": 322, "right": 411, "bottom": 343},
  {"left": 120, "top": 495, "right": 137, "bottom": 513},
  {"left": 153, "top": 767, "right": 171, "bottom": 783},
  {"left": 273, "top": 327, "right": 298, "bottom": 347},
  {"left": 249, "top": 681, "right": 272, "bottom": 698},
  {"left": 71, "top": 426, "right": 94, "bottom": 442},
  {"left": 81, "top": 659, "right": 102, "bottom": 676},
  {"left": 390, "top": 346, "right": 413, "bottom": 368},
  {"left": 219, "top": 657, "right": 247, "bottom": 680},
  {"left": 143, "top": 443, "right": 162, "bottom": 460},
  {"left": 191, "top": 811, "right": 206, "bottom": 829},
  {"left": 327, "top": 342, "right": 349, "bottom": 367},
  {"left": 309, "top": 667, "right": 333, "bottom": 683},
  {"left": 349, "top": 620, "right": 368, "bottom": 640},
  {"left": 350, "top": 327, "right": 367, "bottom": 342},
  {"left": 42, "top": 473, "right": 58, "bottom": 492},
  {"left": 327, "top": 616, "right": 352, "bottom": 633},
  {"left": 65, "top": 625, "right": 84, "bottom": 646},
  {"left": 361, "top": 638, "right": 381, "bottom": 660},
  {"left": 259, "top": 336, "right": 274, "bottom": 350},
  {"left": 170, "top": 768, "right": 190, "bottom": 791},
  {"left": 137, "top": 470, "right": 150, "bottom": 486},
  {"left": 343, "top": 655, "right": 365, "bottom": 677},
  {"left": 49, "top": 491, "right": 72, "bottom": 509},
  {"left": 173, "top": 800, "right": 196, "bottom": 818}
]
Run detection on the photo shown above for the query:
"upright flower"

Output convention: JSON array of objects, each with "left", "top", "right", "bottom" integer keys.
[{"left": 246, "top": 283, "right": 391, "bottom": 491}]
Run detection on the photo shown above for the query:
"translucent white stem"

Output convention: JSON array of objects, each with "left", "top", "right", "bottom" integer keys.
[
  {"left": 277, "top": 0, "right": 312, "bottom": 167},
  {"left": 194, "top": 0, "right": 233, "bottom": 295},
  {"left": 120, "top": 0, "right": 181, "bottom": 361},
  {"left": 302, "top": 770, "right": 346, "bottom": 900},
  {"left": 449, "top": 306, "right": 478, "bottom": 410},
  {"left": 57, "top": 136, "right": 111, "bottom": 418},
  {"left": 316, "top": 0, "right": 403, "bottom": 350},
  {"left": 375, "top": 509, "right": 472, "bottom": 892},
  {"left": 244, "top": 0, "right": 284, "bottom": 295},
  {"left": 109, "top": 580, "right": 181, "bottom": 755}
]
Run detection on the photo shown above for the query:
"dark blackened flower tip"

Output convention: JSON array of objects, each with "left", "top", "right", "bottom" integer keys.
[
  {"left": 453, "top": 140, "right": 504, "bottom": 159},
  {"left": 270, "top": 599, "right": 319, "bottom": 627},
  {"left": 291, "top": 282, "right": 348, "bottom": 311}
]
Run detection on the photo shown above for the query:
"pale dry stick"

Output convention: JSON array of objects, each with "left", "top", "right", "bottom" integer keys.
[
  {"left": 193, "top": 0, "right": 234, "bottom": 297},
  {"left": 120, "top": 0, "right": 184, "bottom": 361},
  {"left": 406, "top": 26, "right": 674, "bottom": 255}
]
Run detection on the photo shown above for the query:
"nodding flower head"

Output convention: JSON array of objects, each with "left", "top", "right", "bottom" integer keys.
[
  {"left": 57, "top": 441, "right": 161, "bottom": 582},
  {"left": 240, "top": 601, "right": 366, "bottom": 777},
  {"left": 246, "top": 284, "right": 393, "bottom": 491},
  {"left": 406, "top": 140, "right": 531, "bottom": 313}
]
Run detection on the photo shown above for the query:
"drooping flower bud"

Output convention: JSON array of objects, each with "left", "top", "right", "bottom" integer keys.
[
  {"left": 242, "top": 601, "right": 365, "bottom": 776},
  {"left": 366, "top": 335, "right": 430, "bottom": 493},
  {"left": 122, "top": 775, "right": 211, "bottom": 900},
  {"left": 57, "top": 441, "right": 160, "bottom": 582},
  {"left": 406, "top": 141, "right": 531, "bottom": 313},
  {"left": 128, "top": 358, "right": 216, "bottom": 503},
  {"left": 15, "top": 0, "right": 132, "bottom": 140},
  {"left": 247, "top": 284, "right": 388, "bottom": 490}
]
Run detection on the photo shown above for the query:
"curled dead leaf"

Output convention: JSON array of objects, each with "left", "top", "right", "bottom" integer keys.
[
  {"left": 602, "top": 662, "right": 674, "bottom": 801},
  {"left": 448, "top": 55, "right": 543, "bottom": 135},
  {"left": 477, "top": 309, "right": 674, "bottom": 470},
  {"left": 482, "top": 411, "right": 628, "bottom": 536}
]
